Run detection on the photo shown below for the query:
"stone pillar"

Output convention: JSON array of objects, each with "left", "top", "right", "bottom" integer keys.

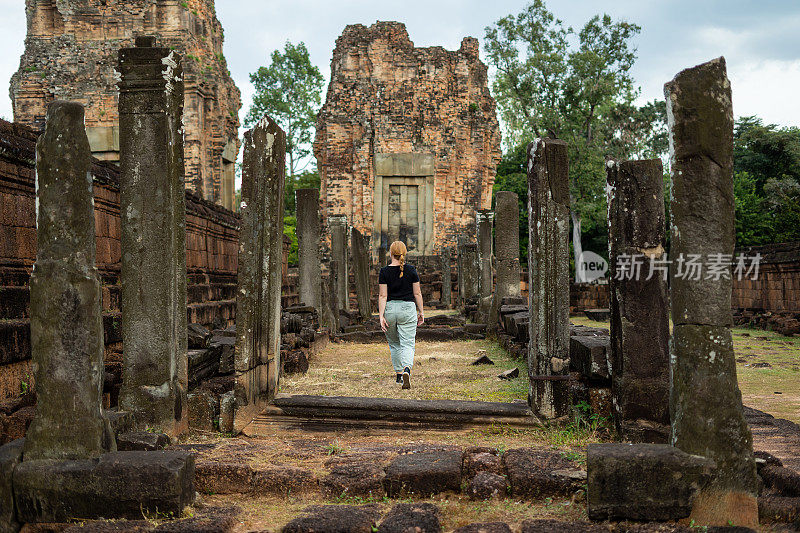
[
  {"left": 329, "top": 215, "right": 350, "bottom": 311},
  {"left": 23, "top": 102, "right": 115, "bottom": 461},
  {"left": 665, "top": 57, "right": 758, "bottom": 525},
  {"left": 441, "top": 247, "right": 452, "bottom": 308},
  {"left": 234, "top": 115, "right": 286, "bottom": 433},
  {"left": 606, "top": 160, "right": 670, "bottom": 443},
  {"left": 322, "top": 261, "right": 341, "bottom": 333},
  {"left": 118, "top": 37, "right": 188, "bottom": 436},
  {"left": 296, "top": 188, "right": 321, "bottom": 311},
  {"left": 527, "top": 138, "right": 570, "bottom": 418},
  {"left": 476, "top": 210, "right": 494, "bottom": 300},
  {"left": 457, "top": 237, "right": 479, "bottom": 309},
  {"left": 351, "top": 228, "right": 372, "bottom": 320},
  {"left": 494, "top": 191, "right": 521, "bottom": 299}
]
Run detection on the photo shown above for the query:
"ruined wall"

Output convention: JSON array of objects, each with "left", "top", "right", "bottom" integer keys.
[
  {"left": 9, "top": 0, "right": 241, "bottom": 210},
  {"left": 0, "top": 118, "right": 238, "bottom": 401},
  {"left": 313, "top": 21, "right": 501, "bottom": 256}
]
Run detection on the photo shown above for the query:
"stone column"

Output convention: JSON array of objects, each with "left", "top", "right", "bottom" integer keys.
[
  {"left": 322, "top": 261, "right": 341, "bottom": 333},
  {"left": 457, "top": 237, "right": 479, "bottom": 309},
  {"left": 234, "top": 115, "right": 286, "bottom": 433},
  {"left": 441, "top": 247, "right": 453, "bottom": 308},
  {"left": 494, "top": 191, "right": 521, "bottom": 299},
  {"left": 666, "top": 57, "right": 758, "bottom": 525},
  {"left": 23, "top": 102, "right": 115, "bottom": 461},
  {"left": 476, "top": 210, "right": 494, "bottom": 300},
  {"left": 606, "top": 160, "right": 670, "bottom": 443},
  {"left": 296, "top": 188, "right": 321, "bottom": 311},
  {"left": 118, "top": 37, "right": 188, "bottom": 436},
  {"left": 351, "top": 228, "right": 372, "bottom": 320},
  {"left": 527, "top": 138, "right": 570, "bottom": 418},
  {"left": 329, "top": 215, "right": 350, "bottom": 311}
]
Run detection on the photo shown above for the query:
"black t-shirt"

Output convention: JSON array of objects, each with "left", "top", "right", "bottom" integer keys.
[{"left": 378, "top": 264, "right": 420, "bottom": 302}]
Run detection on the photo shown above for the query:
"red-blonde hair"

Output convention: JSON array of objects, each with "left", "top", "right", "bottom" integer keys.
[{"left": 390, "top": 241, "right": 407, "bottom": 277}]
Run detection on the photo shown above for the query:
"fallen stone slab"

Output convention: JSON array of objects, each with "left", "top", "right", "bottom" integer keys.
[
  {"left": 498, "top": 368, "right": 519, "bottom": 380},
  {"left": 471, "top": 353, "right": 495, "bottom": 365},
  {"left": 453, "top": 523, "right": 512, "bottom": 533},
  {"left": 377, "top": 503, "right": 440, "bottom": 533},
  {"left": 504, "top": 448, "right": 585, "bottom": 499},
  {"left": 583, "top": 309, "right": 610, "bottom": 322},
  {"left": 467, "top": 471, "right": 507, "bottom": 500},
  {"left": 587, "top": 443, "right": 715, "bottom": 522},
  {"left": 282, "top": 504, "right": 381, "bottom": 533},
  {"left": 499, "top": 304, "right": 527, "bottom": 316},
  {"left": 0, "top": 439, "right": 23, "bottom": 532},
  {"left": 188, "top": 348, "right": 219, "bottom": 388},
  {"left": 465, "top": 323, "right": 487, "bottom": 334},
  {"left": 321, "top": 463, "right": 385, "bottom": 498},
  {"left": 13, "top": 451, "right": 195, "bottom": 522},
  {"left": 384, "top": 451, "right": 462, "bottom": 497},
  {"left": 116, "top": 431, "right": 170, "bottom": 451}
]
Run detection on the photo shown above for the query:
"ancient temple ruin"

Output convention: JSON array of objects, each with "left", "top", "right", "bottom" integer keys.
[
  {"left": 313, "top": 21, "right": 502, "bottom": 257},
  {"left": 9, "top": 0, "right": 241, "bottom": 210}
]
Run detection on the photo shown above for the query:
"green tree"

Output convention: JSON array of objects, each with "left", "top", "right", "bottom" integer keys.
[
  {"left": 485, "top": 2, "right": 652, "bottom": 281},
  {"left": 731, "top": 118, "right": 800, "bottom": 246},
  {"left": 246, "top": 41, "right": 325, "bottom": 181}
]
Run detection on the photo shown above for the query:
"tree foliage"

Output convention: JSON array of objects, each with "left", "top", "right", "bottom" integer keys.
[
  {"left": 733, "top": 118, "right": 800, "bottom": 246},
  {"left": 246, "top": 41, "right": 324, "bottom": 179},
  {"left": 485, "top": 1, "right": 665, "bottom": 271}
]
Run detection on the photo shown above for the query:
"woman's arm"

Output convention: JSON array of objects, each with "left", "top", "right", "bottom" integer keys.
[
  {"left": 379, "top": 284, "right": 388, "bottom": 332},
  {"left": 412, "top": 282, "right": 424, "bottom": 326}
]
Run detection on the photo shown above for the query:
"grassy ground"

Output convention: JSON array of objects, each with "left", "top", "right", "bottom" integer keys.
[
  {"left": 280, "top": 339, "right": 529, "bottom": 404},
  {"left": 204, "top": 493, "right": 587, "bottom": 532},
  {"left": 571, "top": 316, "right": 800, "bottom": 424}
]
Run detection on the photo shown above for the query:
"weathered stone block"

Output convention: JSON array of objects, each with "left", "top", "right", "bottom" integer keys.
[
  {"left": 453, "top": 523, "right": 512, "bottom": 533},
  {"left": 569, "top": 335, "right": 610, "bottom": 381},
  {"left": 296, "top": 188, "right": 322, "bottom": 312},
  {"left": 384, "top": 451, "right": 462, "bottom": 497},
  {"left": 503, "top": 448, "right": 584, "bottom": 499},
  {"left": 13, "top": 451, "right": 195, "bottom": 522},
  {"left": 377, "top": 503, "right": 440, "bottom": 533},
  {"left": 187, "top": 389, "right": 218, "bottom": 432},
  {"left": 282, "top": 504, "right": 381, "bottom": 533},
  {"left": 322, "top": 463, "right": 385, "bottom": 498},
  {"left": 587, "top": 443, "right": 715, "bottom": 521},
  {"left": 116, "top": 431, "right": 169, "bottom": 451},
  {"left": 467, "top": 472, "right": 507, "bottom": 501}
]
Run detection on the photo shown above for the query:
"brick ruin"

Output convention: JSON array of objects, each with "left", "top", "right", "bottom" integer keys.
[
  {"left": 313, "top": 21, "right": 502, "bottom": 258},
  {"left": 9, "top": 0, "right": 241, "bottom": 210}
]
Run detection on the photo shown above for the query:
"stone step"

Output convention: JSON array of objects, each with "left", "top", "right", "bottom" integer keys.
[{"left": 243, "top": 395, "right": 538, "bottom": 435}]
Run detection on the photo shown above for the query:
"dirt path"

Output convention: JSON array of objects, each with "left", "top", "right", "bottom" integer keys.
[{"left": 280, "top": 339, "right": 528, "bottom": 403}]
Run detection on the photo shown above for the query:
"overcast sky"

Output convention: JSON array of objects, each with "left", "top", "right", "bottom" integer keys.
[{"left": 1, "top": 0, "right": 799, "bottom": 132}]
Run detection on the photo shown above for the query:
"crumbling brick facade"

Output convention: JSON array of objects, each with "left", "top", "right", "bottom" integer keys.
[
  {"left": 9, "top": 0, "right": 241, "bottom": 210},
  {"left": 313, "top": 21, "right": 501, "bottom": 256}
]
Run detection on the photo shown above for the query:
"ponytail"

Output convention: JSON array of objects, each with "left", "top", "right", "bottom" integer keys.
[{"left": 389, "top": 241, "right": 408, "bottom": 278}]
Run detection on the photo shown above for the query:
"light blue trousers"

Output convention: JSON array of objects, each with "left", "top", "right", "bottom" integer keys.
[{"left": 384, "top": 300, "right": 418, "bottom": 373}]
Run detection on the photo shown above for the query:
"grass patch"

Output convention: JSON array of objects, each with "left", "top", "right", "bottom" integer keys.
[{"left": 280, "top": 339, "right": 527, "bottom": 403}]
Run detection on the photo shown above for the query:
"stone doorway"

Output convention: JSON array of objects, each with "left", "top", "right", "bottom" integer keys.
[{"left": 388, "top": 184, "right": 420, "bottom": 251}]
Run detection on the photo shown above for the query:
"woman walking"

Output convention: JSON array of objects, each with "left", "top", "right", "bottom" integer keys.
[{"left": 378, "top": 241, "right": 424, "bottom": 389}]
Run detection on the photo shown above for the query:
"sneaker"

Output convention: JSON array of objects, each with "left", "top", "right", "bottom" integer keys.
[
  {"left": 396, "top": 374, "right": 402, "bottom": 384},
  {"left": 402, "top": 367, "right": 411, "bottom": 389}
]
